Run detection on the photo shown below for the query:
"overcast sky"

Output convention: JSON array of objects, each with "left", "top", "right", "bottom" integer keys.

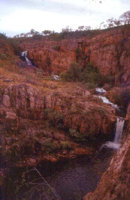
[{"left": 0, "top": 0, "right": 129, "bottom": 36}]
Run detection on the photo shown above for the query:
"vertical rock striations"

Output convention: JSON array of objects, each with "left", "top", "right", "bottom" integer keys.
[{"left": 83, "top": 105, "right": 130, "bottom": 200}]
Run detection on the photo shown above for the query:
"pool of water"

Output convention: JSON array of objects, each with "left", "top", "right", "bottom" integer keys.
[
  {"left": 44, "top": 151, "right": 112, "bottom": 200},
  {"left": 2, "top": 150, "right": 113, "bottom": 200}
]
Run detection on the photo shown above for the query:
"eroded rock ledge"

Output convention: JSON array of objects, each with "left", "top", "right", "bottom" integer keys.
[{"left": 0, "top": 83, "right": 116, "bottom": 166}]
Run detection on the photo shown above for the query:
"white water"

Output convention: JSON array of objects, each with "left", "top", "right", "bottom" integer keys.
[
  {"left": 95, "top": 88, "right": 106, "bottom": 93},
  {"left": 100, "top": 117, "right": 125, "bottom": 150},
  {"left": 98, "top": 96, "right": 119, "bottom": 110},
  {"left": 21, "top": 51, "right": 32, "bottom": 66},
  {"left": 52, "top": 75, "right": 60, "bottom": 80}
]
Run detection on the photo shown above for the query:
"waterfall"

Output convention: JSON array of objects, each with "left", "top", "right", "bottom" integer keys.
[
  {"left": 114, "top": 117, "right": 125, "bottom": 143},
  {"left": 100, "top": 117, "right": 125, "bottom": 150},
  {"left": 21, "top": 51, "right": 32, "bottom": 66}
]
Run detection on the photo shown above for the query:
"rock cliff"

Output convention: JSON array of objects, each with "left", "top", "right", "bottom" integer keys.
[
  {"left": 0, "top": 26, "right": 129, "bottom": 198},
  {"left": 0, "top": 82, "right": 116, "bottom": 166},
  {"left": 83, "top": 104, "right": 130, "bottom": 200},
  {"left": 77, "top": 27, "right": 130, "bottom": 85},
  {"left": 20, "top": 25, "right": 130, "bottom": 85}
]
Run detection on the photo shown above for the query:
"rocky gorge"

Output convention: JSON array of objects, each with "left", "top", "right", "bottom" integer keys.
[{"left": 0, "top": 25, "right": 130, "bottom": 200}]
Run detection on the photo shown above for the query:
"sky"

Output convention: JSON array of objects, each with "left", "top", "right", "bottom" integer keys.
[{"left": 0, "top": 0, "right": 129, "bottom": 36}]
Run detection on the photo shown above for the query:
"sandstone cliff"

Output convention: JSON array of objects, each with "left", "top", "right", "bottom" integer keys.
[
  {"left": 20, "top": 25, "right": 130, "bottom": 85},
  {"left": 0, "top": 81, "right": 116, "bottom": 166},
  {"left": 83, "top": 105, "right": 130, "bottom": 200}
]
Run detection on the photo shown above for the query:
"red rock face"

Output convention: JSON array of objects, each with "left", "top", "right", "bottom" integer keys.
[
  {"left": 21, "top": 39, "right": 79, "bottom": 74},
  {"left": 83, "top": 106, "right": 130, "bottom": 200},
  {"left": 79, "top": 28, "right": 130, "bottom": 85},
  {"left": 0, "top": 83, "right": 116, "bottom": 166},
  {"left": 83, "top": 135, "right": 130, "bottom": 200},
  {"left": 1, "top": 84, "right": 116, "bottom": 136},
  {"left": 28, "top": 46, "right": 76, "bottom": 74},
  {"left": 20, "top": 26, "right": 130, "bottom": 85}
]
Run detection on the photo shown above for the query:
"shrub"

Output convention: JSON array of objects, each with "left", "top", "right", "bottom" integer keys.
[
  {"left": 61, "top": 62, "right": 103, "bottom": 86},
  {"left": 61, "top": 141, "right": 72, "bottom": 150},
  {"left": 81, "top": 63, "right": 102, "bottom": 84},
  {"left": 43, "top": 140, "right": 57, "bottom": 153},
  {"left": 61, "top": 62, "right": 116, "bottom": 87},
  {"left": 69, "top": 128, "right": 87, "bottom": 142},
  {"left": 0, "top": 33, "right": 7, "bottom": 40},
  {"left": 61, "top": 62, "right": 82, "bottom": 81}
]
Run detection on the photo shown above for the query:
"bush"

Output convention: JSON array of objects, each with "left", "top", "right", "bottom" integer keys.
[
  {"left": 69, "top": 128, "right": 87, "bottom": 142},
  {"left": 0, "top": 33, "right": 7, "bottom": 40},
  {"left": 61, "top": 62, "right": 103, "bottom": 86},
  {"left": 61, "top": 141, "right": 72, "bottom": 150},
  {"left": 61, "top": 62, "right": 116, "bottom": 87},
  {"left": 44, "top": 140, "right": 57, "bottom": 153},
  {"left": 81, "top": 63, "right": 102, "bottom": 84},
  {"left": 61, "top": 63, "right": 82, "bottom": 81}
]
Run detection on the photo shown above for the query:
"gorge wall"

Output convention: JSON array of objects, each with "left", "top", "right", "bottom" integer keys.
[
  {"left": 20, "top": 25, "right": 130, "bottom": 85},
  {"left": 83, "top": 104, "right": 130, "bottom": 200}
]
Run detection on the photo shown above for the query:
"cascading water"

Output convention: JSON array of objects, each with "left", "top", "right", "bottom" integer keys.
[
  {"left": 98, "top": 96, "right": 119, "bottom": 109},
  {"left": 114, "top": 117, "right": 125, "bottom": 143},
  {"left": 101, "top": 117, "right": 125, "bottom": 150},
  {"left": 21, "top": 51, "right": 32, "bottom": 66}
]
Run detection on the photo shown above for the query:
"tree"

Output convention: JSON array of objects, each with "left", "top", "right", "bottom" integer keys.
[
  {"left": 119, "top": 11, "right": 130, "bottom": 25},
  {"left": 99, "top": 17, "right": 122, "bottom": 29},
  {"left": 85, "top": 26, "right": 91, "bottom": 30},
  {"left": 106, "top": 18, "right": 115, "bottom": 28},
  {"left": 42, "top": 30, "right": 52, "bottom": 36},
  {"left": 30, "top": 29, "right": 35, "bottom": 35},
  {"left": 0, "top": 33, "right": 7, "bottom": 39},
  {"left": 78, "top": 26, "right": 85, "bottom": 31},
  {"left": 62, "top": 26, "right": 72, "bottom": 33}
]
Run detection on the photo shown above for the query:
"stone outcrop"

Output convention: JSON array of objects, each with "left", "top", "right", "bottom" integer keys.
[
  {"left": 83, "top": 134, "right": 130, "bottom": 200},
  {"left": 83, "top": 104, "right": 130, "bottom": 200},
  {"left": 28, "top": 42, "right": 76, "bottom": 74},
  {"left": 78, "top": 27, "right": 130, "bottom": 84},
  {"left": 105, "top": 86, "right": 130, "bottom": 112},
  {"left": 0, "top": 83, "right": 116, "bottom": 166}
]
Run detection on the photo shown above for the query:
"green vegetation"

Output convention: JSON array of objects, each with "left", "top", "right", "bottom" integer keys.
[
  {"left": 0, "top": 33, "right": 7, "bottom": 39},
  {"left": 69, "top": 129, "right": 87, "bottom": 142},
  {"left": 61, "top": 62, "right": 106, "bottom": 87},
  {"left": 60, "top": 141, "right": 72, "bottom": 150},
  {"left": 44, "top": 108, "right": 64, "bottom": 129},
  {"left": 43, "top": 140, "right": 57, "bottom": 153},
  {"left": 61, "top": 62, "right": 115, "bottom": 88}
]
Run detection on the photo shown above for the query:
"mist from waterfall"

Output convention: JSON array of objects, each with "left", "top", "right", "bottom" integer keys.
[{"left": 100, "top": 117, "right": 125, "bottom": 150}]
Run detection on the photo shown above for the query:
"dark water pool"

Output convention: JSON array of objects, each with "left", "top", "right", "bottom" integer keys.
[
  {"left": 2, "top": 150, "right": 113, "bottom": 200},
  {"left": 44, "top": 151, "right": 112, "bottom": 200}
]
